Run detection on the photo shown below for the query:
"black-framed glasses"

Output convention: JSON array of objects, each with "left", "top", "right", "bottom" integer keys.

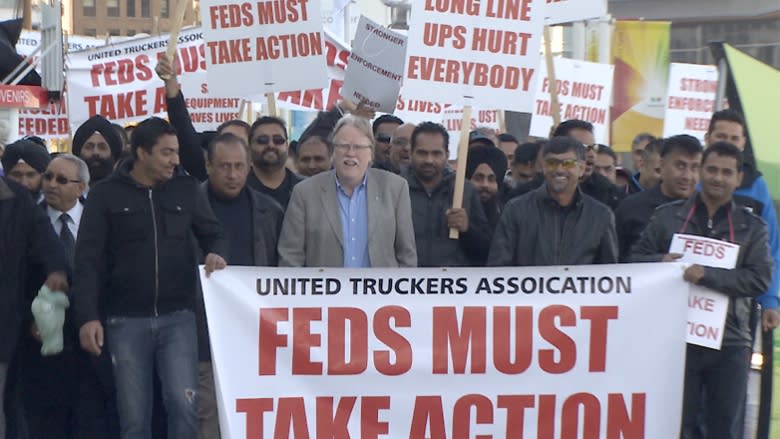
[
  {"left": 255, "top": 135, "right": 286, "bottom": 146},
  {"left": 43, "top": 172, "right": 81, "bottom": 185},
  {"left": 375, "top": 134, "right": 391, "bottom": 143}
]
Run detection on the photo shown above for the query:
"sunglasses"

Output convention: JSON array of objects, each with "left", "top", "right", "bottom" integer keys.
[
  {"left": 375, "top": 134, "right": 391, "bottom": 143},
  {"left": 255, "top": 135, "right": 286, "bottom": 146},
  {"left": 544, "top": 158, "right": 579, "bottom": 170},
  {"left": 43, "top": 172, "right": 81, "bottom": 185}
]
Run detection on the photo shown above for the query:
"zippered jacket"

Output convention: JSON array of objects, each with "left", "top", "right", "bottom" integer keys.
[{"left": 73, "top": 160, "right": 227, "bottom": 327}]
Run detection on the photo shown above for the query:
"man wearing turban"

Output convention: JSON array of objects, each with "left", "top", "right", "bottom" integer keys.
[{"left": 71, "top": 115, "right": 123, "bottom": 185}]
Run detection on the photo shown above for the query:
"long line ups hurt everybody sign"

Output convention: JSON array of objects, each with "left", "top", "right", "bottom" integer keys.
[
  {"left": 403, "top": 0, "right": 544, "bottom": 112},
  {"left": 201, "top": 264, "right": 689, "bottom": 438}
]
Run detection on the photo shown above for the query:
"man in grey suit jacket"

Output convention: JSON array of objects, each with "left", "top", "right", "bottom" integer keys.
[{"left": 278, "top": 115, "right": 417, "bottom": 267}]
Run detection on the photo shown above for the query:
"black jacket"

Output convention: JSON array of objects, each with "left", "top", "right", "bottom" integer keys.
[
  {"left": 0, "top": 178, "right": 67, "bottom": 361},
  {"left": 405, "top": 170, "right": 491, "bottom": 266},
  {"left": 631, "top": 195, "right": 773, "bottom": 347},
  {"left": 614, "top": 185, "right": 677, "bottom": 262},
  {"left": 73, "top": 161, "right": 227, "bottom": 327},
  {"left": 580, "top": 172, "right": 624, "bottom": 210},
  {"left": 488, "top": 185, "right": 619, "bottom": 266}
]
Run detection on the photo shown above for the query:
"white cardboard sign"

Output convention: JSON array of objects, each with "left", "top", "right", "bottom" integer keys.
[
  {"left": 543, "top": 0, "right": 608, "bottom": 25},
  {"left": 662, "top": 63, "right": 719, "bottom": 142}
]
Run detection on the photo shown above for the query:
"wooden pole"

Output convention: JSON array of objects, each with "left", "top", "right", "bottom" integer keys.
[
  {"left": 497, "top": 110, "right": 506, "bottom": 134},
  {"left": 543, "top": 25, "right": 561, "bottom": 130},
  {"left": 265, "top": 93, "right": 277, "bottom": 118},
  {"left": 449, "top": 105, "right": 472, "bottom": 240},
  {"left": 166, "top": 0, "right": 190, "bottom": 61}
]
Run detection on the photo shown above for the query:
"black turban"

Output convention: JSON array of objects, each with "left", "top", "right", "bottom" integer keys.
[
  {"left": 71, "top": 115, "right": 123, "bottom": 160},
  {"left": 465, "top": 145, "right": 508, "bottom": 188},
  {"left": 1, "top": 139, "right": 51, "bottom": 173}
]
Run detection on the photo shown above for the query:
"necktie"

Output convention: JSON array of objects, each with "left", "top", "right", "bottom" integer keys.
[{"left": 59, "top": 213, "right": 75, "bottom": 267}]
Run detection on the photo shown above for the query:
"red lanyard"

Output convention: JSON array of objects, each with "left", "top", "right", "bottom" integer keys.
[{"left": 679, "top": 203, "right": 735, "bottom": 243}]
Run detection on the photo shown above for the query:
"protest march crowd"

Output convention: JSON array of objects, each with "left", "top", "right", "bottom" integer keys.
[{"left": 0, "top": 49, "right": 778, "bottom": 439}]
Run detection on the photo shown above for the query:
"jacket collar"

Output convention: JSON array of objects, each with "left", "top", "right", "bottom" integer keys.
[{"left": 535, "top": 183, "right": 584, "bottom": 208}]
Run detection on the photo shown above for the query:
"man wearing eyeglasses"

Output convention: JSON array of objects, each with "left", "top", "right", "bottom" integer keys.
[
  {"left": 386, "top": 123, "right": 416, "bottom": 175},
  {"left": 488, "top": 136, "right": 618, "bottom": 266},
  {"left": 246, "top": 116, "right": 303, "bottom": 210},
  {"left": 372, "top": 114, "right": 403, "bottom": 170}
]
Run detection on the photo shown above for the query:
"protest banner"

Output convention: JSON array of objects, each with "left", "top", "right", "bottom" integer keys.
[
  {"left": 610, "top": 21, "right": 670, "bottom": 152},
  {"left": 542, "top": 0, "right": 608, "bottom": 26},
  {"left": 441, "top": 105, "right": 500, "bottom": 156},
  {"left": 403, "top": 0, "right": 544, "bottom": 112},
  {"left": 199, "top": 0, "right": 328, "bottom": 97},
  {"left": 669, "top": 233, "right": 737, "bottom": 349},
  {"left": 341, "top": 16, "right": 406, "bottom": 114},
  {"left": 662, "top": 63, "right": 720, "bottom": 142},
  {"left": 201, "top": 264, "right": 689, "bottom": 438},
  {"left": 275, "top": 29, "right": 350, "bottom": 112},
  {"left": 66, "top": 28, "right": 242, "bottom": 132},
  {"left": 530, "top": 57, "right": 614, "bottom": 144}
]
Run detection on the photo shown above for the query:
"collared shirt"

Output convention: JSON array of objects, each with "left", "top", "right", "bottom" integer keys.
[
  {"left": 47, "top": 201, "right": 83, "bottom": 237},
  {"left": 335, "top": 174, "right": 370, "bottom": 267}
]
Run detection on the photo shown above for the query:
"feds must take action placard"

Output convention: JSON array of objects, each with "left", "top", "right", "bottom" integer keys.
[{"left": 201, "top": 264, "right": 689, "bottom": 439}]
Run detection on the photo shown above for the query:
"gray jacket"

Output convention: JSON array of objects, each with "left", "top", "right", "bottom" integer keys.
[{"left": 631, "top": 195, "right": 773, "bottom": 347}]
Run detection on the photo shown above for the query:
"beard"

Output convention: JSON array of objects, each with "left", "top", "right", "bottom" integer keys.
[
  {"left": 252, "top": 147, "right": 286, "bottom": 169},
  {"left": 86, "top": 156, "right": 116, "bottom": 182}
]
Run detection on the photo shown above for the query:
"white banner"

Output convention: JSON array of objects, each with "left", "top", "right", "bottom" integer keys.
[
  {"left": 669, "top": 233, "right": 736, "bottom": 349},
  {"left": 201, "top": 264, "right": 688, "bottom": 438},
  {"left": 341, "top": 16, "right": 406, "bottom": 114},
  {"left": 530, "top": 57, "right": 614, "bottom": 144},
  {"left": 662, "top": 63, "right": 719, "bottom": 142},
  {"left": 200, "top": 0, "right": 328, "bottom": 96},
  {"left": 66, "top": 28, "right": 242, "bottom": 132},
  {"left": 402, "top": 1, "right": 544, "bottom": 112},
  {"left": 543, "top": 0, "right": 608, "bottom": 25}
]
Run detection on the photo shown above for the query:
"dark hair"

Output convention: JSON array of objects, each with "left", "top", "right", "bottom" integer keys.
[
  {"left": 131, "top": 117, "right": 177, "bottom": 158},
  {"left": 372, "top": 114, "right": 403, "bottom": 135},
  {"left": 543, "top": 136, "right": 585, "bottom": 160},
  {"left": 112, "top": 123, "right": 129, "bottom": 146},
  {"left": 206, "top": 133, "right": 249, "bottom": 162},
  {"left": 596, "top": 145, "right": 617, "bottom": 162},
  {"left": 703, "top": 141, "right": 744, "bottom": 170},
  {"left": 498, "top": 133, "right": 519, "bottom": 144},
  {"left": 513, "top": 142, "right": 540, "bottom": 165},
  {"left": 642, "top": 138, "right": 663, "bottom": 158},
  {"left": 631, "top": 133, "right": 656, "bottom": 149},
  {"left": 661, "top": 134, "right": 702, "bottom": 158},
  {"left": 707, "top": 110, "right": 745, "bottom": 135},
  {"left": 552, "top": 120, "right": 593, "bottom": 137},
  {"left": 217, "top": 119, "right": 251, "bottom": 137},
  {"left": 297, "top": 132, "right": 334, "bottom": 156},
  {"left": 249, "top": 116, "right": 287, "bottom": 141},
  {"left": 411, "top": 121, "right": 449, "bottom": 151}
]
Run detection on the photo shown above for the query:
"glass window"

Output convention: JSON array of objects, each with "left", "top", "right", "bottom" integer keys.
[
  {"left": 161, "top": 0, "right": 169, "bottom": 18},
  {"left": 82, "top": 0, "right": 95, "bottom": 16},
  {"left": 127, "top": 0, "right": 135, "bottom": 17},
  {"left": 127, "top": 29, "right": 136, "bottom": 36},
  {"left": 83, "top": 28, "right": 96, "bottom": 36},
  {"left": 141, "top": 0, "right": 149, "bottom": 17}
]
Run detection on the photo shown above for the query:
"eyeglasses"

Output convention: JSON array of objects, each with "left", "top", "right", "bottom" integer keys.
[
  {"left": 255, "top": 135, "right": 286, "bottom": 146},
  {"left": 544, "top": 158, "right": 579, "bottom": 170},
  {"left": 584, "top": 143, "right": 607, "bottom": 152},
  {"left": 43, "top": 172, "right": 81, "bottom": 185},
  {"left": 334, "top": 143, "right": 372, "bottom": 152},
  {"left": 391, "top": 137, "right": 409, "bottom": 147},
  {"left": 375, "top": 134, "right": 391, "bottom": 143}
]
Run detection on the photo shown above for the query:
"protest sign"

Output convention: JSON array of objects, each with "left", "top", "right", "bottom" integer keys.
[
  {"left": 663, "top": 63, "right": 719, "bottom": 142},
  {"left": 542, "top": 0, "right": 608, "bottom": 25},
  {"left": 530, "top": 57, "right": 614, "bottom": 143},
  {"left": 201, "top": 264, "right": 688, "bottom": 438},
  {"left": 341, "top": 16, "right": 406, "bottom": 113},
  {"left": 199, "top": 0, "right": 328, "bottom": 96},
  {"left": 403, "top": 0, "right": 544, "bottom": 112},
  {"left": 441, "top": 105, "right": 500, "bottom": 158},
  {"left": 66, "top": 28, "right": 242, "bottom": 132},
  {"left": 669, "top": 233, "right": 737, "bottom": 349}
]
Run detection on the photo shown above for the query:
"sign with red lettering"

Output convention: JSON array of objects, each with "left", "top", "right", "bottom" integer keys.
[
  {"left": 201, "top": 264, "right": 688, "bottom": 438},
  {"left": 66, "top": 28, "right": 242, "bottom": 132},
  {"left": 341, "top": 16, "right": 406, "bottom": 113},
  {"left": 403, "top": 0, "right": 543, "bottom": 112},
  {"left": 662, "top": 63, "right": 720, "bottom": 142},
  {"left": 275, "top": 28, "right": 349, "bottom": 112},
  {"left": 529, "top": 57, "right": 614, "bottom": 143},
  {"left": 542, "top": 0, "right": 608, "bottom": 25},
  {"left": 200, "top": 0, "right": 328, "bottom": 97},
  {"left": 441, "top": 105, "right": 500, "bottom": 158},
  {"left": 669, "top": 233, "right": 737, "bottom": 349}
]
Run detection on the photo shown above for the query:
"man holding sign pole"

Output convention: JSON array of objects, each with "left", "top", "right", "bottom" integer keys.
[{"left": 631, "top": 142, "right": 773, "bottom": 439}]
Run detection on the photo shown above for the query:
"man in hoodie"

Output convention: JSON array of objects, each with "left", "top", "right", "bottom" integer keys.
[{"left": 73, "top": 117, "right": 227, "bottom": 439}]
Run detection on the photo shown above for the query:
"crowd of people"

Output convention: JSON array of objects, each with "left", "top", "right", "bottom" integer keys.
[{"left": 0, "top": 55, "right": 777, "bottom": 439}]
